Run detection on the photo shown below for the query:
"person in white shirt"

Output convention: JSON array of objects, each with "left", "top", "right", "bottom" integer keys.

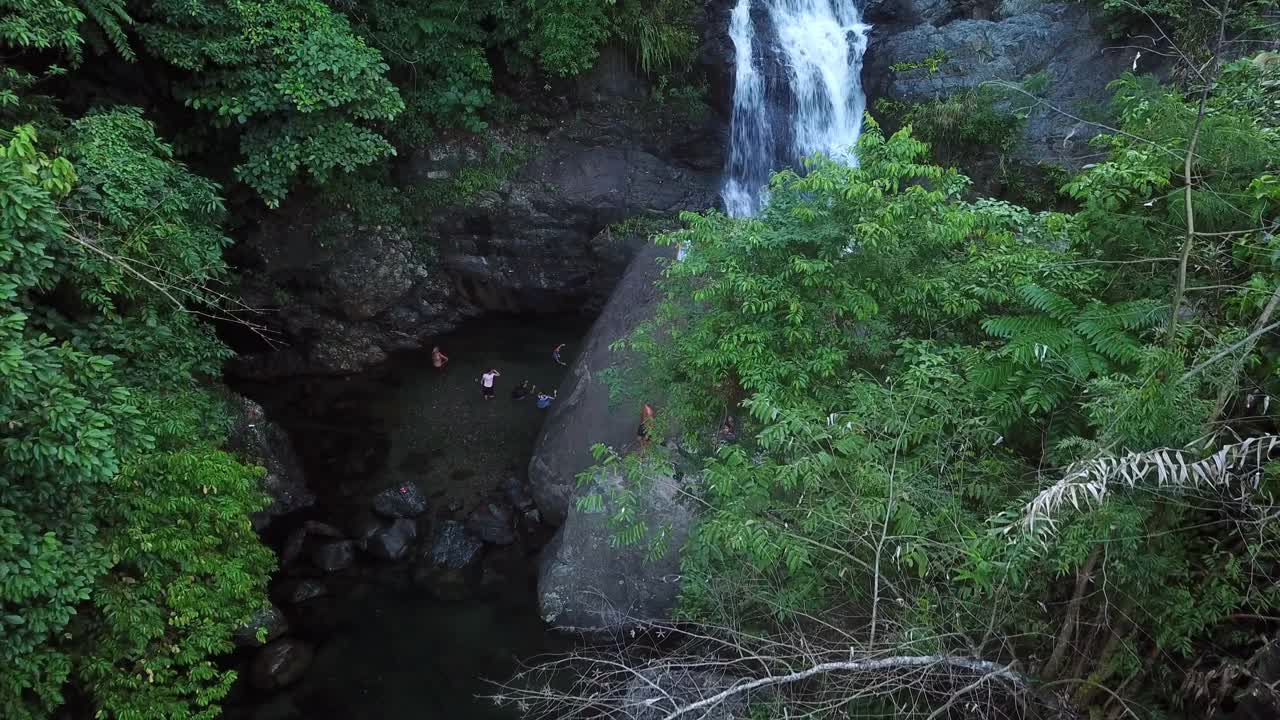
[{"left": 480, "top": 368, "right": 500, "bottom": 400}]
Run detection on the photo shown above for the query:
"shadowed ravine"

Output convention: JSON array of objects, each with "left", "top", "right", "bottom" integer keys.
[{"left": 224, "top": 314, "right": 587, "bottom": 719}]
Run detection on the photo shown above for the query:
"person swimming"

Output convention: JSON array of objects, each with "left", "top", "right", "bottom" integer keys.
[
  {"left": 536, "top": 389, "right": 557, "bottom": 409},
  {"left": 553, "top": 343, "right": 567, "bottom": 366},
  {"left": 431, "top": 346, "right": 449, "bottom": 369},
  {"left": 511, "top": 380, "right": 533, "bottom": 400}
]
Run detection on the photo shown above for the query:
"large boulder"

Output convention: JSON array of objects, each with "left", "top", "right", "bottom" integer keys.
[
  {"left": 226, "top": 396, "right": 313, "bottom": 530},
  {"left": 538, "top": 466, "right": 695, "bottom": 631},
  {"left": 862, "top": 0, "right": 1161, "bottom": 168},
  {"left": 528, "top": 243, "right": 676, "bottom": 525}
]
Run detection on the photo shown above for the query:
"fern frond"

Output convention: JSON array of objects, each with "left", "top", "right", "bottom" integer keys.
[
  {"left": 1077, "top": 299, "right": 1168, "bottom": 331},
  {"left": 1017, "top": 284, "right": 1077, "bottom": 321},
  {"left": 1077, "top": 324, "right": 1143, "bottom": 363},
  {"left": 981, "top": 314, "right": 1063, "bottom": 339}
]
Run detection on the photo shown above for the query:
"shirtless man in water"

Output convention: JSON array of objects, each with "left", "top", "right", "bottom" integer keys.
[{"left": 431, "top": 346, "right": 449, "bottom": 369}]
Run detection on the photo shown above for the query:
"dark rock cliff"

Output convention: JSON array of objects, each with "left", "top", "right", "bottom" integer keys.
[
  {"left": 862, "top": 0, "right": 1159, "bottom": 169},
  {"left": 230, "top": 47, "right": 723, "bottom": 378}
]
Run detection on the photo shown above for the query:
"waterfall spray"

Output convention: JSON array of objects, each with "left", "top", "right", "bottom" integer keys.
[{"left": 721, "top": 0, "right": 870, "bottom": 217}]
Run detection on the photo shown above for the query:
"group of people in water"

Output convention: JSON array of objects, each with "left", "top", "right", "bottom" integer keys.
[
  {"left": 430, "top": 344, "right": 559, "bottom": 409},
  {"left": 429, "top": 341, "right": 689, "bottom": 448}
]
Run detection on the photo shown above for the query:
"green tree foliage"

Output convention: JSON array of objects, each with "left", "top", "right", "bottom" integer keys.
[
  {"left": 0, "top": 113, "right": 273, "bottom": 719},
  {"left": 343, "top": 0, "right": 699, "bottom": 143},
  {"left": 614, "top": 62, "right": 1280, "bottom": 716},
  {"left": 136, "top": 0, "right": 405, "bottom": 206}
]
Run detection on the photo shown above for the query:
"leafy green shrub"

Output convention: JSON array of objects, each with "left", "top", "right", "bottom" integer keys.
[{"left": 0, "top": 114, "right": 274, "bottom": 719}]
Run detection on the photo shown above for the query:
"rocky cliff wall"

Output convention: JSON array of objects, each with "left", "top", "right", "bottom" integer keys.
[
  {"left": 230, "top": 48, "right": 723, "bottom": 378},
  {"left": 863, "top": 0, "right": 1160, "bottom": 169}
]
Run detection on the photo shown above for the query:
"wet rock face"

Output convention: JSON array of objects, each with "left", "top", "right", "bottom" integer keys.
[
  {"left": 862, "top": 0, "right": 1157, "bottom": 169},
  {"left": 233, "top": 219, "right": 462, "bottom": 377},
  {"left": 528, "top": 243, "right": 676, "bottom": 525},
  {"left": 226, "top": 396, "right": 313, "bottom": 530},
  {"left": 538, "top": 466, "right": 694, "bottom": 631}
]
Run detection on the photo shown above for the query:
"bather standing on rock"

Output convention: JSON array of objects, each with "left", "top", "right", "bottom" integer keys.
[{"left": 637, "top": 403, "right": 656, "bottom": 447}]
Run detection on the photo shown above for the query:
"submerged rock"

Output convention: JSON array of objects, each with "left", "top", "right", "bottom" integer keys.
[
  {"left": 528, "top": 243, "right": 676, "bottom": 525},
  {"left": 428, "top": 520, "right": 484, "bottom": 569},
  {"left": 347, "top": 511, "right": 384, "bottom": 550},
  {"left": 366, "top": 518, "right": 418, "bottom": 561},
  {"left": 281, "top": 526, "right": 308, "bottom": 567},
  {"left": 538, "top": 466, "right": 694, "bottom": 631},
  {"left": 277, "top": 579, "right": 328, "bottom": 605},
  {"left": 372, "top": 483, "right": 428, "bottom": 519},
  {"left": 467, "top": 502, "right": 516, "bottom": 546},
  {"left": 250, "top": 639, "right": 314, "bottom": 691},
  {"left": 302, "top": 520, "right": 345, "bottom": 538},
  {"left": 233, "top": 604, "right": 289, "bottom": 648},
  {"left": 312, "top": 541, "right": 356, "bottom": 573}
]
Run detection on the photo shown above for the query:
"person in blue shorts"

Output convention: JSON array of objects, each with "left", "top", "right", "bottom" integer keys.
[{"left": 536, "top": 389, "right": 557, "bottom": 409}]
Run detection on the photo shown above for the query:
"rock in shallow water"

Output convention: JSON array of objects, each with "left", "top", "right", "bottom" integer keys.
[
  {"left": 428, "top": 521, "right": 484, "bottom": 569},
  {"left": 233, "top": 604, "right": 289, "bottom": 648},
  {"left": 312, "top": 540, "right": 356, "bottom": 572},
  {"left": 277, "top": 579, "right": 328, "bottom": 605},
  {"left": 250, "top": 639, "right": 314, "bottom": 690},
  {"left": 467, "top": 502, "right": 516, "bottom": 545},
  {"left": 372, "top": 483, "right": 428, "bottom": 519},
  {"left": 366, "top": 518, "right": 418, "bottom": 561}
]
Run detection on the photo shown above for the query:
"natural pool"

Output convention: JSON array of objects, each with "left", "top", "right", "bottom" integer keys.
[{"left": 226, "top": 313, "right": 590, "bottom": 720}]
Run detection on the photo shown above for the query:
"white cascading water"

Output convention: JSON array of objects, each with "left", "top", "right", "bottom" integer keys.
[{"left": 722, "top": 0, "right": 870, "bottom": 217}]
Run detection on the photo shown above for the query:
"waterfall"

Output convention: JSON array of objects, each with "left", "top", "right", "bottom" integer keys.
[{"left": 722, "top": 0, "right": 871, "bottom": 217}]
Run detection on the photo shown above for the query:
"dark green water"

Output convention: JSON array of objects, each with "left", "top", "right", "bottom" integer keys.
[{"left": 227, "top": 314, "right": 589, "bottom": 720}]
